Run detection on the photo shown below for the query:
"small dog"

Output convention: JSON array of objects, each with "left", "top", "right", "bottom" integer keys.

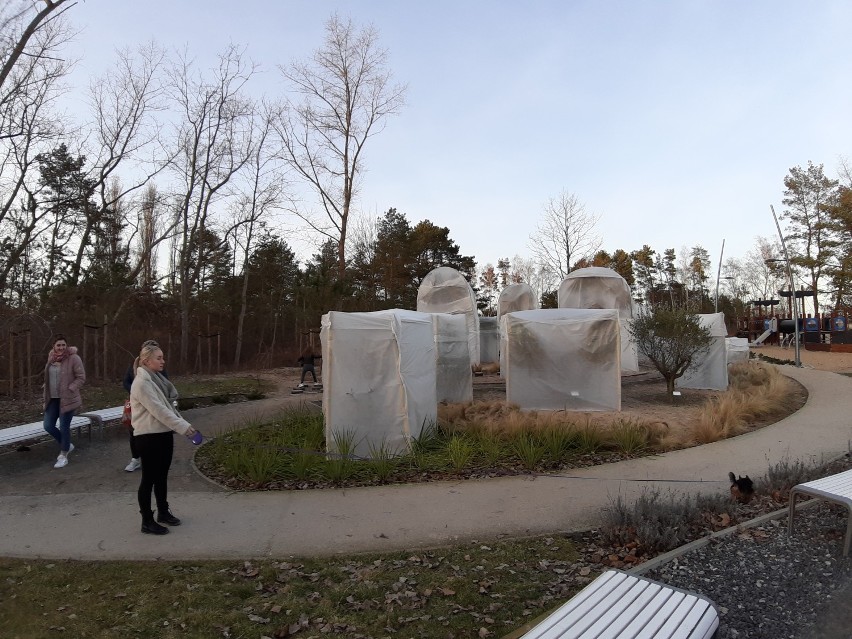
[{"left": 729, "top": 472, "right": 755, "bottom": 504}]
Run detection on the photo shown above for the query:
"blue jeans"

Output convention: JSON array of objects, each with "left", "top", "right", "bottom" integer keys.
[{"left": 43, "top": 398, "right": 73, "bottom": 453}]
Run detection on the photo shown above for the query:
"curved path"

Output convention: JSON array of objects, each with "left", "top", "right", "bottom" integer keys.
[{"left": 1, "top": 366, "right": 850, "bottom": 560}]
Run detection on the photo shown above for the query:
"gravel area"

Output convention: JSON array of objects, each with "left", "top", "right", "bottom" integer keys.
[{"left": 642, "top": 500, "right": 852, "bottom": 639}]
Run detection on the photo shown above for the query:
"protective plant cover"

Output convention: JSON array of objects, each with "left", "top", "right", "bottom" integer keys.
[
  {"left": 320, "top": 310, "right": 437, "bottom": 458},
  {"left": 500, "top": 308, "right": 621, "bottom": 411},
  {"left": 497, "top": 282, "right": 538, "bottom": 318},
  {"left": 479, "top": 316, "right": 500, "bottom": 365},
  {"left": 726, "top": 337, "right": 750, "bottom": 364},
  {"left": 677, "top": 312, "right": 729, "bottom": 390},
  {"left": 433, "top": 313, "right": 473, "bottom": 403},
  {"left": 417, "top": 266, "right": 480, "bottom": 366},
  {"left": 557, "top": 267, "right": 638, "bottom": 372}
]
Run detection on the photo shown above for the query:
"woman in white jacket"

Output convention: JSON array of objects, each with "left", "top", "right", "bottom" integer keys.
[{"left": 130, "top": 341, "right": 197, "bottom": 535}]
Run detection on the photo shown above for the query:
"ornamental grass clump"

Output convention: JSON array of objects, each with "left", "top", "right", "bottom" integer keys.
[
  {"left": 607, "top": 418, "right": 650, "bottom": 455},
  {"left": 446, "top": 435, "right": 476, "bottom": 471},
  {"left": 691, "top": 361, "right": 792, "bottom": 444}
]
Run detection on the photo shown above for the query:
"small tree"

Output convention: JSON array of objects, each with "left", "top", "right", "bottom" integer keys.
[{"left": 629, "top": 306, "right": 713, "bottom": 398}]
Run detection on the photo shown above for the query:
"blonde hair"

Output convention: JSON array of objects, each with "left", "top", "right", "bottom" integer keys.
[{"left": 134, "top": 340, "right": 162, "bottom": 373}]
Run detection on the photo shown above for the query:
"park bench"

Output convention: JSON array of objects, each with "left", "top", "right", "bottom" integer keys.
[
  {"left": 79, "top": 405, "right": 125, "bottom": 436},
  {"left": 510, "top": 569, "right": 719, "bottom": 639},
  {"left": 788, "top": 467, "right": 852, "bottom": 557},
  {"left": 0, "top": 414, "right": 93, "bottom": 448}
]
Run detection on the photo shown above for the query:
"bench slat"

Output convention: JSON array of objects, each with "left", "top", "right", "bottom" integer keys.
[
  {"left": 599, "top": 584, "right": 672, "bottom": 639},
  {"left": 520, "top": 570, "right": 719, "bottom": 639},
  {"left": 0, "top": 416, "right": 92, "bottom": 446}
]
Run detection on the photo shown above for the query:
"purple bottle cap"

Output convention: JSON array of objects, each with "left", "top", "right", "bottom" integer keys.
[{"left": 190, "top": 431, "right": 203, "bottom": 445}]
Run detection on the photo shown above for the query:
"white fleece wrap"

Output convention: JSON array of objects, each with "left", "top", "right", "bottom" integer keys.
[{"left": 129, "top": 367, "right": 191, "bottom": 436}]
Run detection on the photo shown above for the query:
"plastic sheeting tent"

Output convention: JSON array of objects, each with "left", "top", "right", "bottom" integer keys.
[
  {"left": 417, "top": 266, "right": 480, "bottom": 366},
  {"left": 321, "top": 310, "right": 437, "bottom": 458},
  {"left": 500, "top": 308, "right": 621, "bottom": 411},
  {"left": 726, "top": 337, "right": 749, "bottom": 364},
  {"left": 557, "top": 267, "right": 638, "bottom": 372},
  {"left": 479, "top": 317, "right": 500, "bottom": 365},
  {"left": 497, "top": 283, "right": 538, "bottom": 318},
  {"left": 677, "top": 312, "right": 729, "bottom": 390},
  {"left": 434, "top": 313, "right": 473, "bottom": 403}
]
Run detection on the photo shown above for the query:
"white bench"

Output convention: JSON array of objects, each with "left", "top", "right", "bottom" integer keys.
[
  {"left": 0, "top": 415, "right": 93, "bottom": 447},
  {"left": 788, "top": 467, "right": 852, "bottom": 557},
  {"left": 79, "top": 405, "right": 125, "bottom": 435},
  {"left": 514, "top": 569, "right": 719, "bottom": 639}
]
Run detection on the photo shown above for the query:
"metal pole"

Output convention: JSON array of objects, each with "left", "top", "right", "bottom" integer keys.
[
  {"left": 714, "top": 238, "right": 725, "bottom": 313},
  {"left": 770, "top": 205, "right": 801, "bottom": 367}
]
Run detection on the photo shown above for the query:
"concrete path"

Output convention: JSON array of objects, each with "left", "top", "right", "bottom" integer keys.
[{"left": 1, "top": 366, "right": 850, "bottom": 561}]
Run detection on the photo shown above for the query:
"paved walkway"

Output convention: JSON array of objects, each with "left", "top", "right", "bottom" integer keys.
[{"left": 1, "top": 366, "right": 850, "bottom": 561}]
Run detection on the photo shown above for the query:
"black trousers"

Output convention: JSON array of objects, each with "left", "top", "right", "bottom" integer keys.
[
  {"left": 128, "top": 427, "right": 139, "bottom": 458},
  {"left": 135, "top": 431, "right": 174, "bottom": 514}
]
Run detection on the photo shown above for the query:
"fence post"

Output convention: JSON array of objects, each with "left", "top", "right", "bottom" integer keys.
[
  {"left": 8, "top": 329, "right": 13, "bottom": 397},
  {"left": 26, "top": 330, "right": 31, "bottom": 395},
  {"left": 103, "top": 315, "right": 108, "bottom": 380}
]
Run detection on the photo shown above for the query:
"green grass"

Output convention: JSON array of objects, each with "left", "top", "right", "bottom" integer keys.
[
  {"left": 0, "top": 535, "right": 582, "bottom": 639},
  {"left": 195, "top": 408, "right": 650, "bottom": 489}
]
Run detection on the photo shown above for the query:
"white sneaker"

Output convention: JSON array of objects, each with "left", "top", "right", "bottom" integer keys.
[
  {"left": 54, "top": 454, "right": 68, "bottom": 469},
  {"left": 124, "top": 457, "right": 142, "bottom": 472},
  {"left": 66, "top": 443, "right": 75, "bottom": 456},
  {"left": 297, "top": 383, "right": 306, "bottom": 388}
]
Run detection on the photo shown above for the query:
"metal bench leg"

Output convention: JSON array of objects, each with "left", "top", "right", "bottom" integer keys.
[{"left": 787, "top": 490, "right": 799, "bottom": 539}]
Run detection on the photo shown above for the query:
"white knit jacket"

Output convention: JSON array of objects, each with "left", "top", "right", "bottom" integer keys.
[{"left": 129, "top": 366, "right": 192, "bottom": 436}]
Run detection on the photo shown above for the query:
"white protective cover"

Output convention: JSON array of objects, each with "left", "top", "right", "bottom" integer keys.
[
  {"left": 321, "top": 310, "right": 437, "bottom": 458},
  {"left": 557, "top": 267, "right": 639, "bottom": 372},
  {"left": 433, "top": 313, "right": 473, "bottom": 403},
  {"left": 677, "top": 312, "right": 729, "bottom": 390},
  {"left": 725, "top": 337, "right": 750, "bottom": 364},
  {"left": 417, "top": 267, "right": 480, "bottom": 366},
  {"left": 479, "top": 317, "right": 500, "bottom": 364},
  {"left": 497, "top": 282, "right": 538, "bottom": 318},
  {"left": 500, "top": 308, "right": 621, "bottom": 411}
]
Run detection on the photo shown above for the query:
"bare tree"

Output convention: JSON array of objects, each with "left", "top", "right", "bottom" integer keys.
[
  {"left": 0, "top": 11, "right": 73, "bottom": 298},
  {"left": 0, "top": 0, "right": 73, "bottom": 112},
  {"left": 135, "top": 182, "right": 160, "bottom": 291},
  {"left": 70, "top": 42, "right": 169, "bottom": 285},
  {"left": 741, "top": 236, "right": 784, "bottom": 305},
  {"left": 167, "top": 44, "right": 256, "bottom": 366},
  {"left": 510, "top": 254, "right": 554, "bottom": 304},
  {"left": 227, "top": 105, "right": 286, "bottom": 366},
  {"left": 275, "top": 14, "right": 406, "bottom": 279},
  {"left": 528, "top": 190, "right": 601, "bottom": 281}
]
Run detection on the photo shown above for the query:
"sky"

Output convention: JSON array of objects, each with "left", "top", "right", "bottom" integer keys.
[{"left": 57, "top": 0, "right": 852, "bottom": 273}]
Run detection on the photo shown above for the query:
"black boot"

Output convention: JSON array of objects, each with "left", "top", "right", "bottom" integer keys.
[
  {"left": 157, "top": 504, "right": 181, "bottom": 526},
  {"left": 141, "top": 510, "right": 169, "bottom": 535}
]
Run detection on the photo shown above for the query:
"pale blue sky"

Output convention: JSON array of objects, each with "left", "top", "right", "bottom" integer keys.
[{"left": 63, "top": 0, "right": 852, "bottom": 271}]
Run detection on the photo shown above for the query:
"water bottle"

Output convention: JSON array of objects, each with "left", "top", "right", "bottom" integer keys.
[{"left": 188, "top": 430, "right": 203, "bottom": 445}]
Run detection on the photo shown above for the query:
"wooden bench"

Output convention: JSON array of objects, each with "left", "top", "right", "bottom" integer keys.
[
  {"left": 788, "top": 467, "right": 852, "bottom": 557},
  {"left": 0, "top": 415, "right": 93, "bottom": 448},
  {"left": 510, "top": 569, "right": 719, "bottom": 639}
]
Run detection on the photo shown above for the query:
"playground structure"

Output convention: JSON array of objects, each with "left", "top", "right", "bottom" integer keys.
[{"left": 743, "top": 295, "right": 852, "bottom": 352}]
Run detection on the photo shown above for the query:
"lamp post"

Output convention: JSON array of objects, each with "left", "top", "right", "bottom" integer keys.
[{"left": 768, "top": 205, "right": 801, "bottom": 367}]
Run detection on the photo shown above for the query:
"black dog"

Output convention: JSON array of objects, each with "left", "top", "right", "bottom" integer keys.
[{"left": 729, "top": 471, "right": 754, "bottom": 504}]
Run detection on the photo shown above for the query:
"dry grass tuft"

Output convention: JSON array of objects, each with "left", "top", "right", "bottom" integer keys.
[{"left": 688, "top": 361, "right": 792, "bottom": 445}]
